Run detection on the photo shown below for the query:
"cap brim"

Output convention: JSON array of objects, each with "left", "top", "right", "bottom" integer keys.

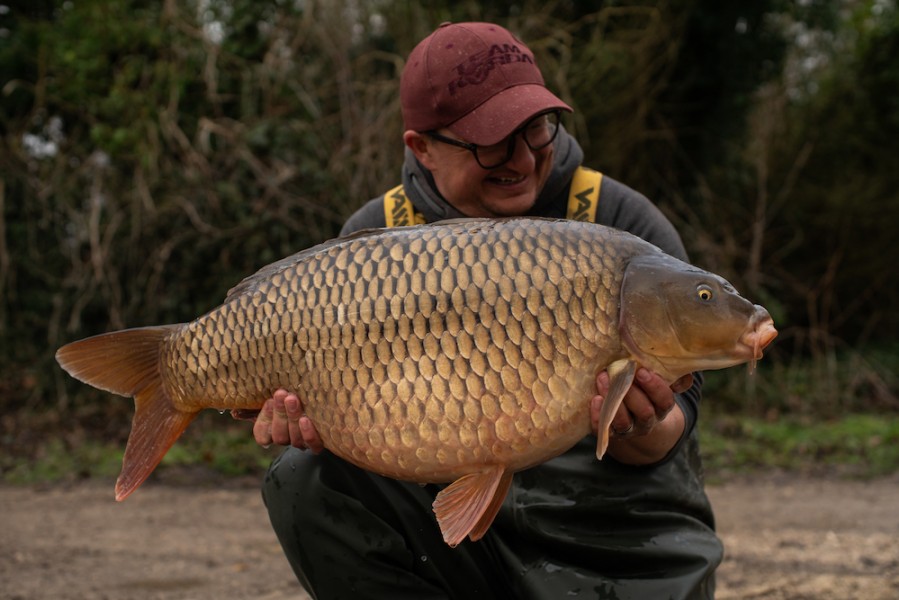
[{"left": 447, "top": 84, "right": 572, "bottom": 146}]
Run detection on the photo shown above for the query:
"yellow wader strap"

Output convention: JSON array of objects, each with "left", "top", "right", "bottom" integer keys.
[
  {"left": 384, "top": 184, "right": 427, "bottom": 227},
  {"left": 383, "top": 166, "right": 603, "bottom": 226},
  {"left": 566, "top": 166, "right": 603, "bottom": 222}
]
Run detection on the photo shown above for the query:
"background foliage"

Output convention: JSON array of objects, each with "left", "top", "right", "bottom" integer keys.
[{"left": 1, "top": 0, "right": 897, "bottom": 474}]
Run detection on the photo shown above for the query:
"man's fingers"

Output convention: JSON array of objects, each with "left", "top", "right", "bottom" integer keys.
[
  {"left": 594, "top": 371, "right": 638, "bottom": 437},
  {"left": 595, "top": 369, "right": 670, "bottom": 438},
  {"left": 270, "top": 390, "right": 293, "bottom": 446},
  {"left": 633, "top": 368, "right": 677, "bottom": 421},
  {"left": 611, "top": 400, "right": 637, "bottom": 436},
  {"left": 590, "top": 393, "right": 637, "bottom": 438},
  {"left": 250, "top": 389, "right": 324, "bottom": 451},
  {"left": 284, "top": 394, "right": 307, "bottom": 449},
  {"left": 299, "top": 416, "right": 324, "bottom": 454},
  {"left": 253, "top": 401, "right": 275, "bottom": 446}
]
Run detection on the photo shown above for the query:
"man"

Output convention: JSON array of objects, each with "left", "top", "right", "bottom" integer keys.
[{"left": 252, "top": 22, "right": 722, "bottom": 599}]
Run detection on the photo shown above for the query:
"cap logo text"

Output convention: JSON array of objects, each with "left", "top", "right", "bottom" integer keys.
[{"left": 448, "top": 44, "right": 534, "bottom": 95}]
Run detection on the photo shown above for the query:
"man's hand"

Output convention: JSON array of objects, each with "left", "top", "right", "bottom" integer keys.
[
  {"left": 591, "top": 368, "right": 692, "bottom": 465},
  {"left": 251, "top": 389, "right": 324, "bottom": 453}
]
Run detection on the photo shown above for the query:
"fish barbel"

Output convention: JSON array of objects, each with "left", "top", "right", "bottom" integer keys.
[{"left": 56, "top": 217, "right": 777, "bottom": 546}]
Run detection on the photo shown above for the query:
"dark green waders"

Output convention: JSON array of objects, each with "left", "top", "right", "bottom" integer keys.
[{"left": 262, "top": 437, "right": 722, "bottom": 600}]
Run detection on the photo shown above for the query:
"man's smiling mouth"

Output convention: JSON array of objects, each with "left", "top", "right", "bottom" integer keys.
[{"left": 490, "top": 175, "right": 526, "bottom": 185}]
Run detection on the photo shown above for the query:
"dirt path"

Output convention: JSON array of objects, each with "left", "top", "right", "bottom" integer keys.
[
  {"left": 708, "top": 473, "right": 899, "bottom": 600},
  {"left": 2, "top": 474, "right": 898, "bottom": 599}
]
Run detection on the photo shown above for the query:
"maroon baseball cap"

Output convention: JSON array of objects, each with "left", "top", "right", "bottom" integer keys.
[{"left": 401, "top": 22, "right": 572, "bottom": 146}]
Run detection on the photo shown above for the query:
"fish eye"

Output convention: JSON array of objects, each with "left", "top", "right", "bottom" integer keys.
[{"left": 697, "top": 285, "right": 714, "bottom": 301}]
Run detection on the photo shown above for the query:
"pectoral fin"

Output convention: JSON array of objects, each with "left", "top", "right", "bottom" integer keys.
[
  {"left": 432, "top": 466, "right": 512, "bottom": 547},
  {"left": 596, "top": 359, "right": 638, "bottom": 460}
]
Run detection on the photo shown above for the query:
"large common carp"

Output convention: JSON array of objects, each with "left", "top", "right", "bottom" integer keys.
[{"left": 57, "top": 217, "right": 776, "bottom": 546}]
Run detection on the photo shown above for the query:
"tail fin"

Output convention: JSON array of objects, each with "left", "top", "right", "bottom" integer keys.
[{"left": 55, "top": 326, "right": 198, "bottom": 500}]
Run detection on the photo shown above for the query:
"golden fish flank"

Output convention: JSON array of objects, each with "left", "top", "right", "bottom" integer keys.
[
  {"left": 165, "top": 219, "right": 613, "bottom": 475},
  {"left": 56, "top": 217, "right": 777, "bottom": 547}
]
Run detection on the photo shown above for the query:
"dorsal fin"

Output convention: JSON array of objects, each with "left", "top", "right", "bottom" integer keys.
[{"left": 224, "top": 227, "right": 405, "bottom": 301}]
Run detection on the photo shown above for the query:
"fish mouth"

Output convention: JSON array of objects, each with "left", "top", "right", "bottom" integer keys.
[{"left": 739, "top": 307, "right": 778, "bottom": 372}]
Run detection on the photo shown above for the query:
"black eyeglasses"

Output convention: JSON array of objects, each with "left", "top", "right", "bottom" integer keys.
[{"left": 425, "top": 111, "right": 561, "bottom": 170}]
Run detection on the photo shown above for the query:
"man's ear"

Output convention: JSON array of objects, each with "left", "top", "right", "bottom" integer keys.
[{"left": 404, "top": 130, "right": 438, "bottom": 170}]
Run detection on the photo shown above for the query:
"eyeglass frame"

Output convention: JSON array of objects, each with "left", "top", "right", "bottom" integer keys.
[{"left": 423, "top": 110, "right": 562, "bottom": 170}]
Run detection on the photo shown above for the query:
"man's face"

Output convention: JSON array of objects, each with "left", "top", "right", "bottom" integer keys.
[{"left": 406, "top": 125, "right": 555, "bottom": 218}]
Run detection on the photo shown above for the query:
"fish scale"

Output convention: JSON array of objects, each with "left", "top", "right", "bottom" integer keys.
[{"left": 56, "top": 216, "right": 777, "bottom": 547}]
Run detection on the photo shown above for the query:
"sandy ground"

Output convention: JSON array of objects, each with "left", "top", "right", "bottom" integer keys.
[{"left": 2, "top": 473, "right": 898, "bottom": 600}]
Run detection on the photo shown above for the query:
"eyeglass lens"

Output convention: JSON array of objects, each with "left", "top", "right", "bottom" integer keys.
[{"left": 475, "top": 111, "right": 560, "bottom": 169}]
